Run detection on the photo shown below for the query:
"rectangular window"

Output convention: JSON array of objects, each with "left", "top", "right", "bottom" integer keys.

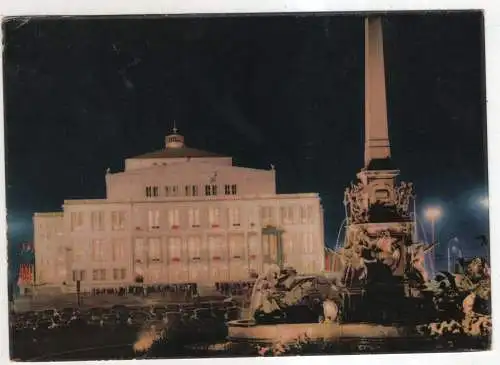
[
  {"left": 172, "top": 185, "right": 179, "bottom": 196},
  {"left": 307, "top": 206, "right": 314, "bottom": 223},
  {"left": 281, "top": 206, "right": 294, "bottom": 225},
  {"left": 168, "top": 209, "right": 180, "bottom": 228},
  {"left": 192, "top": 185, "right": 198, "bottom": 196},
  {"left": 111, "top": 211, "right": 126, "bottom": 230},
  {"left": 153, "top": 186, "right": 159, "bottom": 197},
  {"left": 148, "top": 238, "right": 161, "bottom": 262},
  {"left": 231, "top": 184, "right": 237, "bottom": 195},
  {"left": 80, "top": 270, "right": 86, "bottom": 281},
  {"left": 92, "top": 239, "right": 105, "bottom": 261},
  {"left": 165, "top": 186, "right": 170, "bottom": 197},
  {"left": 299, "top": 206, "right": 308, "bottom": 224},
  {"left": 145, "top": 186, "right": 152, "bottom": 197},
  {"left": 92, "top": 269, "right": 99, "bottom": 281},
  {"left": 205, "top": 184, "right": 218, "bottom": 196},
  {"left": 100, "top": 269, "right": 106, "bottom": 281},
  {"left": 208, "top": 235, "right": 225, "bottom": 260},
  {"left": 229, "top": 207, "right": 240, "bottom": 227},
  {"left": 185, "top": 185, "right": 191, "bottom": 196},
  {"left": 134, "top": 238, "right": 145, "bottom": 264},
  {"left": 303, "top": 232, "right": 315, "bottom": 254},
  {"left": 148, "top": 209, "right": 160, "bottom": 230},
  {"left": 229, "top": 235, "right": 244, "bottom": 259},
  {"left": 224, "top": 184, "right": 231, "bottom": 195},
  {"left": 112, "top": 239, "right": 125, "bottom": 261},
  {"left": 120, "top": 268, "right": 126, "bottom": 280},
  {"left": 113, "top": 268, "right": 120, "bottom": 280},
  {"left": 91, "top": 211, "right": 105, "bottom": 231},
  {"left": 260, "top": 207, "right": 274, "bottom": 226},
  {"left": 188, "top": 236, "right": 202, "bottom": 260},
  {"left": 72, "top": 270, "right": 77, "bottom": 282},
  {"left": 188, "top": 208, "right": 200, "bottom": 227},
  {"left": 209, "top": 207, "right": 221, "bottom": 227},
  {"left": 169, "top": 237, "right": 182, "bottom": 261},
  {"left": 70, "top": 212, "right": 84, "bottom": 231}
]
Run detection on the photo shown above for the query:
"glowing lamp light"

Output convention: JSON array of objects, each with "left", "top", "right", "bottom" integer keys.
[
  {"left": 480, "top": 197, "right": 489, "bottom": 208},
  {"left": 424, "top": 207, "right": 442, "bottom": 221}
]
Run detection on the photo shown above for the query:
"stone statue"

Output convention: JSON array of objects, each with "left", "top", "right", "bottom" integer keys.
[{"left": 249, "top": 265, "right": 344, "bottom": 324}]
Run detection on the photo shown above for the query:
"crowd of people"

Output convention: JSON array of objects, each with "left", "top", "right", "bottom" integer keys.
[
  {"left": 215, "top": 281, "right": 255, "bottom": 297},
  {"left": 88, "top": 283, "right": 198, "bottom": 298}
]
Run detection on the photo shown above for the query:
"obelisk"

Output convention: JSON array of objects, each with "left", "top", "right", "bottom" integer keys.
[{"left": 364, "top": 17, "right": 391, "bottom": 169}]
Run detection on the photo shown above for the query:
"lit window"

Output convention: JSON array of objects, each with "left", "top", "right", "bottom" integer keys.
[
  {"left": 209, "top": 207, "right": 221, "bottom": 227},
  {"left": 188, "top": 208, "right": 200, "bottom": 227},
  {"left": 168, "top": 209, "right": 180, "bottom": 228},
  {"left": 148, "top": 209, "right": 160, "bottom": 230},
  {"left": 134, "top": 238, "right": 145, "bottom": 263},
  {"left": 188, "top": 236, "right": 202, "bottom": 260},
  {"left": 148, "top": 238, "right": 161, "bottom": 262},
  {"left": 169, "top": 237, "right": 182, "bottom": 261},
  {"left": 92, "top": 239, "right": 105, "bottom": 261},
  {"left": 229, "top": 207, "right": 241, "bottom": 227},
  {"left": 112, "top": 239, "right": 125, "bottom": 261},
  {"left": 229, "top": 235, "right": 244, "bottom": 258}
]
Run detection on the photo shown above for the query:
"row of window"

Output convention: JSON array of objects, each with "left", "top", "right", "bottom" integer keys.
[
  {"left": 71, "top": 268, "right": 126, "bottom": 282},
  {"left": 69, "top": 205, "right": 315, "bottom": 232},
  {"left": 74, "top": 232, "right": 317, "bottom": 264},
  {"left": 145, "top": 184, "right": 238, "bottom": 198},
  {"left": 144, "top": 206, "right": 314, "bottom": 230},
  {"left": 70, "top": 211, "right": 125, "bottom": 231}
]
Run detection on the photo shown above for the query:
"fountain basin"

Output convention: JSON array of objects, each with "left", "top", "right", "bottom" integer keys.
[{"left": 227, "top": 319, "right": 406, "bottom": 345}]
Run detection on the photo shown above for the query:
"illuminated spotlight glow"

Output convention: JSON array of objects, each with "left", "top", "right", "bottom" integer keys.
[
  {"left": 424, "top": 207, "right": 442, "bottom": 221},
  {"left": 480, "top": 197, "right": 489, "bottom": 208}
]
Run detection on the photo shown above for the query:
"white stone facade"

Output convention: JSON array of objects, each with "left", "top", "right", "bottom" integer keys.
[{"left": 33, "top": 132, "right": 325, "bottom": 291}]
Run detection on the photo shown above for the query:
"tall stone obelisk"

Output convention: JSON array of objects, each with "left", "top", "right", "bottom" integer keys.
[
  {"left": 364, "top": 17, "right": 391, "bottom": 169},
  {"left": 341, "top": 17, "right": 419, "bottom": 284}
]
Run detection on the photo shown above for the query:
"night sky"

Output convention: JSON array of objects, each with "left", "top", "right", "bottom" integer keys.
[{"left": 2, "top": 12, "right": 488, "bottom": 274}]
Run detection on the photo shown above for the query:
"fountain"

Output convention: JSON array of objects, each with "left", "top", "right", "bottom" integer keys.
[{"left": 228, "top": 16, "right": 433, "bottom": 346}]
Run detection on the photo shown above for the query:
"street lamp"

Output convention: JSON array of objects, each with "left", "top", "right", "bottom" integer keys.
[
  {"left": 447, "top": 237, "right": 461, "bottom": 273},
  {"left": 424, "top": 207, "right": 442, "bottom": 244}
]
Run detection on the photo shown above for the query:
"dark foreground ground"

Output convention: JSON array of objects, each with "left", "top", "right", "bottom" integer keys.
[{"left": 11, "top": 321, "right": 490, "bottom": 361}]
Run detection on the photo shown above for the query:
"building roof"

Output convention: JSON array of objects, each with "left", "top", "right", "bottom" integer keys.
[
  {"left": 130, "top": 129, "right": 226, "bottom": 159},
  {"left": 130, "top": 147, "right": 226, "bottom": 159}
]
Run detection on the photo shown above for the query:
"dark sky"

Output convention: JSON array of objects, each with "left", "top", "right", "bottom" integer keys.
[{"left": 2, "top": 12, "right": 488, "bottom": 268}]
